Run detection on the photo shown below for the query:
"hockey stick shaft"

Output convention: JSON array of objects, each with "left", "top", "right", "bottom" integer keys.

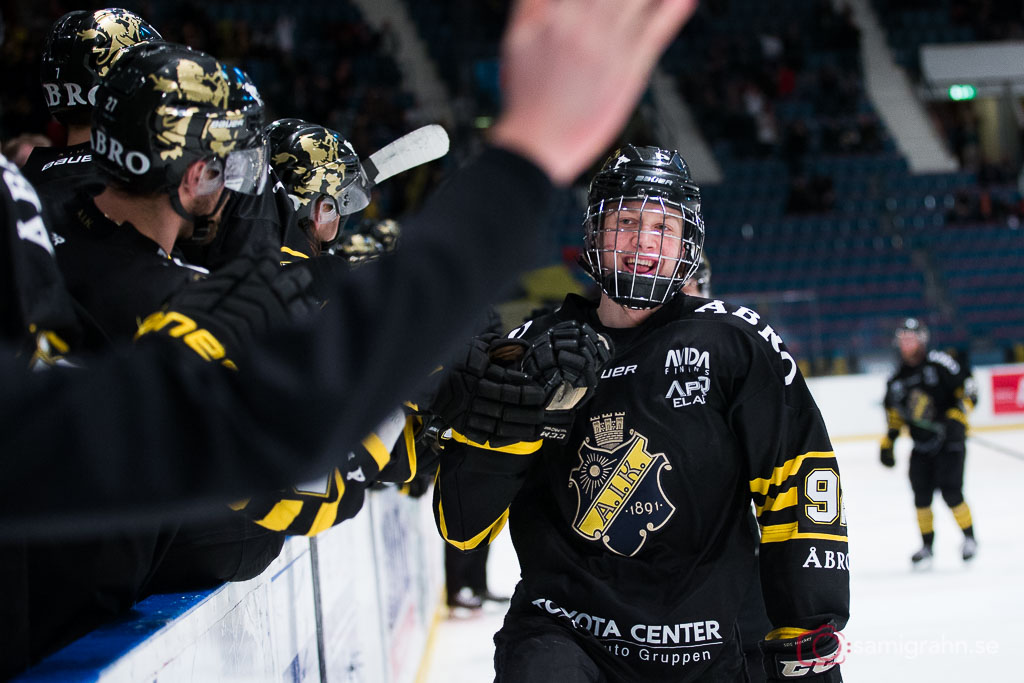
[{"left": 361, "top": 124, "right": 450, "bottom": 187}]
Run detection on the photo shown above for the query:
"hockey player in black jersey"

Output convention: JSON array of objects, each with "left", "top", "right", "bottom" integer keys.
[
  {"left": 49, "top": 40, "right": 272, "bottom": 346},
  {"left": 434, "top": 145, "right": 848, "bottom": 682},
  {"left": 266, "top": 118, "right": 368, "bottom": 257},
  {"left": 6, "top": 41, "right": 296, "bottom": 667},
  {"left": 881, "top": 318, "right": 978, "bottom": 567},
  {"left": 22, "top": 9, "right": 161, "bottom": 195},
  {"left": 266, "top": 117, "right": 404, "bottom": 267}
]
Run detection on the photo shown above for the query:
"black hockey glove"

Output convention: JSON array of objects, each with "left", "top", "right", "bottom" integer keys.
[
  {"left": 519, "top": 321, "right": 614, "bottom": 442},
  {"left": 135, "top": 252, "right": 313, "bottom": 370},
  {"left": 430, "top": 333, "right": 547, "bottom": 447},
  {"left": 879, "top": 445, "right": 895, "bottom": 468},
  {"left": 761, "top": 624, "right": 844, "bottom": 682}
]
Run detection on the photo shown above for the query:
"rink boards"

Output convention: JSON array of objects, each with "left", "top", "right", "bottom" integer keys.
[{"left": 16, "top": 486, "right": 443, "bottom": 683}]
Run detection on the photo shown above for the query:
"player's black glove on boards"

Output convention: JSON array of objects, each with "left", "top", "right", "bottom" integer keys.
[
  {"left": 136, "top": 252, "right": 313, "bottom": 370},
  {"left": 761, "top": 624, "right": 844, "bottom": 682},
  {"left": 879, "top": 445, "right": 895, "bottom": 468},
  {"left": 431, "top": 333, "right": 547, "bottom": 447}
]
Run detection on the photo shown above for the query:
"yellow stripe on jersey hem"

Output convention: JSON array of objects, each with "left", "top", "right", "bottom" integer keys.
[
  {"left": 760, "top": 521, "right": 847, "bottom": 544},
  {"left": 449, "top": 429, "right": 543, "bottom": 455},
  {"left": 438, "top": 501, "right": 509, "bottom": 551},
  {"left": 750, "top": 451, "right": 835, "bottom": 496},
  {"left": 362, "top": 433, "right": 392, "bottom": 470},
  {"left": 258, "top": 499, "right": 304, "bottom": 531},
  {"left": 755, "top": 487, "right": 798, "bottom": 517}
]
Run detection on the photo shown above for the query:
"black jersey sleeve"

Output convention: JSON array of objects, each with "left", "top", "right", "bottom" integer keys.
[
  {"left": 732, "top": 325, "right": 849, "bottom": 635},
  {"left": 929, "top": 350, "right": 975, "bottom": 430},
  {"left": 233, "top": 406, "right": 423, "bottom": 536},
  {"left": 1, "top": 154, "right": 81, "bottom": 360},
  {"left": 432, "top": 437, "right": 542, "bottom": 551}
]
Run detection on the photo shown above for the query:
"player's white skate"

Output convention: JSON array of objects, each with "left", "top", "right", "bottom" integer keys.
[
  {"left": 961, "top": 537, "right": 977, "bottom": 562},
  {"left": 911, "top": 546, "right": 933, "bottom": 570}
]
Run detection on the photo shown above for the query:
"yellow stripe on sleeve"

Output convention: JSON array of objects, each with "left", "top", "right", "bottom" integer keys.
[
  {"left": 750, "top": 451, "right": 835, "bottom": 496},
  {"left": 361, "top": 433, "right": 392, "bottom": 470},
  {"left": 257, "top": 499, "right": 304, "bottom": 532},
  {"left": 437, "top": 500, "right": 509, "bottom": 551},
  {"left": 306, "top": 501, "right": 339, "bottom": 536},
  {"left": 306, "top": 470, "right": 346, "bottom": 536},
  {"left": 760, "top": 521, "right": 847, "bottom": 544},
  {"left": 755, "top": 487, "right": 798, "bottom": 517}
]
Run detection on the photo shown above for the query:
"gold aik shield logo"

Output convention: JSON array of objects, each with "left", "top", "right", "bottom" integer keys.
[{"left": 568, "top": 413, "right": 676, "bottom": 557}]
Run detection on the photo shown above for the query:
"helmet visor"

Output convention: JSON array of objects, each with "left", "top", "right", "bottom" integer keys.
[
  {"left": 223, "top": 142, "right": 269, "bottom": 195},
  {"left": 334, "top": 168, "right": 372, "bottom": 216}
]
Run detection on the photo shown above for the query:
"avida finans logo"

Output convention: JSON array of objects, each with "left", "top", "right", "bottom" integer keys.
[
  {"left": 664, "top": 346, "right": 709, "bottom": 375},
  {"left": 663, "top": 346, "right": 710, "bottom": 407},
  {"left": 568, "top": 415, "right": 676, "bottom": 557}
]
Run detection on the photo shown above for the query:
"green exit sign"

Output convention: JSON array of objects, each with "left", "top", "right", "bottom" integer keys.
[{"left": 948, "top": 84, "right": 977, "bottom": 101}]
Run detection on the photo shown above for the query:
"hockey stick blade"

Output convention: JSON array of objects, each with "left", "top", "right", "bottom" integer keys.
[{"left": 361, "top": 124, "right": 450, "bottom": 187}]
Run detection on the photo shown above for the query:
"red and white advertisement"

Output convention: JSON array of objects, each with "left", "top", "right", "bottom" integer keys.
[{"left": 991, "top": 371, "right": 1024, "bottom": 415}]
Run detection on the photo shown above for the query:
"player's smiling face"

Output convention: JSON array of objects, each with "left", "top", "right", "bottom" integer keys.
[{"left": 599, "top": 199, "right": 685, "bottom": 279}]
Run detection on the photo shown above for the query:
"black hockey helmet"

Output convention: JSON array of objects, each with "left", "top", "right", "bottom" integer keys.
[
  {"left": 581, "top": 145, "right": 705, "bottom": 309},
  {"left": 41, "top": 8, "right": 162, "bottom": 125},
  {"left": 896, "top": 317, "right": 929, "bottom": 344},
  {"left": 266, "top": 118, "right": 369, "bottom": 245},
  {"left": 91, "top": 41, "right": 268, "bottom": 199}
]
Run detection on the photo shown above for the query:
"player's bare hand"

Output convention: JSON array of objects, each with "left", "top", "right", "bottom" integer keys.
[{"left": 490, "top": 0, "right": 698, "bottom": 185}]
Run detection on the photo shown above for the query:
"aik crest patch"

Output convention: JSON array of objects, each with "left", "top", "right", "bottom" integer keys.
[{"left": 569, "top": 412, "right": 676, "bottom": 556}]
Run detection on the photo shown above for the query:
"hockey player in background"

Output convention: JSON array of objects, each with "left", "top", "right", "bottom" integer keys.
[
  {"left": 880, "top": 317, "right": 978, "bottom": 567},
  {"left": 266, "top": 118, "right": 369, "bottom": 257},
  {"left": 433, "top": 145, "right": 849, "bottom": 682},
  {"left": 22, "top": 8, "right": 161, "bottom": 194}
]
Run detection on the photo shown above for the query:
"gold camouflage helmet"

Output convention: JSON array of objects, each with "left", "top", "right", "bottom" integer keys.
[
  {"left": 266, "top": 118, "right": 369, "bottom": 222},
  {"left": 41, "top": 8, "right": 161, "bottom": 124},
  {"left": 90, "top": 41, "right": 268, "bottom": 196}
]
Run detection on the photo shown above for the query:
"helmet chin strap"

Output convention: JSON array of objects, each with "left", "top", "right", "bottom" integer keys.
[{"left": 169, "top": 186, "right": 231, "bottom": 245}]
